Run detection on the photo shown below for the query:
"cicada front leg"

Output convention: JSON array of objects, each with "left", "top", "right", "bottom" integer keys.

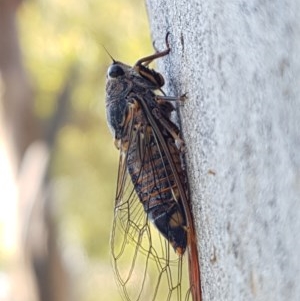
[{"left": 134, "top": 33, "right": 171, "bottom": 89}]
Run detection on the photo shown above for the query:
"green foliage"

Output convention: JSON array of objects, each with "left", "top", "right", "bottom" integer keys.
[{"left": 18, "top": 0, "right": 152, "bottom": 300}]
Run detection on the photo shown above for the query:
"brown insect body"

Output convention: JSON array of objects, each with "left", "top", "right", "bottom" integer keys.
[
  {"left": 125, "top": 97, "right": 187, "bottom": 254},
  {"left": 105, "top": 34, "right": 201, "bottom": 301}
]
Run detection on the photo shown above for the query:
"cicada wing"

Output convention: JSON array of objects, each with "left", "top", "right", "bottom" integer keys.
[
  {"left": 111, "top": 122, "right": 190, "bottom": 301},
  {"left": 136, "top": 95, "right": 202, "bottom": 301}
]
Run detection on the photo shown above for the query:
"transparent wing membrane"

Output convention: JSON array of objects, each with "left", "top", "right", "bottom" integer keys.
[{"left": 111, "top": 127, "right": 191, "bottom": 301}]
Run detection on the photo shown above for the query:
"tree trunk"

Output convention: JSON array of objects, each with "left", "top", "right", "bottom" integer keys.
[
  {"left": 145, "top": 1, "right": 300, "bottom": 300},
  {"left": 0, "top": 2, "right": 71, "bottom": 300}
]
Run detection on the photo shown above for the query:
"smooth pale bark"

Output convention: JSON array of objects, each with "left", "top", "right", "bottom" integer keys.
[{"left": 146, "top": 1, "right": 300, "bottom": 300}]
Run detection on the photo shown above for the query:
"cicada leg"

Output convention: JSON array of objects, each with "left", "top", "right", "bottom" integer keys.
[
  {"left": 151, "top": 106, "right": 186, "bottom": 153},
  {"left": 134, "top": 32, "right": 170, "bottom": 67},
  {"left": 133, "top": 33, "right": 171, "bottom": 88}
]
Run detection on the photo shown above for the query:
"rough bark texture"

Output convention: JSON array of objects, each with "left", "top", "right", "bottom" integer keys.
[{"left": 146, "top": 1, "right": 300, "bottom": 300}]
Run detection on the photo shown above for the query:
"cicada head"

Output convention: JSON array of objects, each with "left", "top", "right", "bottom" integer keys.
[
  {"left": 106, "top": 60, "right": 165, "bottom": 96},
  {"left": 105, "top": 61, "right": 132, "bottom": 140},
  {"left": 106, "top": 61, "right": 131, "bottom": 80}
]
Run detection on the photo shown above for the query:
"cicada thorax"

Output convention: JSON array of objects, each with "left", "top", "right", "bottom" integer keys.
[{"left": 121, "top": 96, "right": 188, "bottom": 255}]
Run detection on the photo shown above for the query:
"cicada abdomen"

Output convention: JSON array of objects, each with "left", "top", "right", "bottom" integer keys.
[
  {"left": 124, "top": 97, "right": 189, "bottom": 253},
  {"left": 105, "top": 34, "right": 202, "bottom": 301}
]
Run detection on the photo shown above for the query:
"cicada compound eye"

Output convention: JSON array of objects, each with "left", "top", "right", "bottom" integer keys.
[{"left": 108, "top": 64, "right": 125, "bottom": 78}]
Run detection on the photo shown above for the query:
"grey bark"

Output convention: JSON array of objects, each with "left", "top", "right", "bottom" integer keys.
[{"left": 145, "top": 1, "right": 300, "bottom": 301}]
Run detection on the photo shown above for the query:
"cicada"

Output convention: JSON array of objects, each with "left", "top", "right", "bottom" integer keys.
[{"left": 105, "top": 33, "right": 202, "bottom": 301}]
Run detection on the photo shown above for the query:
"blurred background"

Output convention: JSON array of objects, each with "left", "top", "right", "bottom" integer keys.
[{"left": 0, "top": 0, "right": 153, "bottom": 300}]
